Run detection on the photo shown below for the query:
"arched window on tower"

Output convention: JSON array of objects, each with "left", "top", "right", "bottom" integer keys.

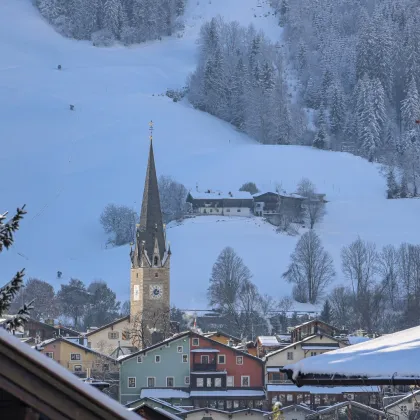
[{"left": 154, "top": 256, "right": 158, "bottom": 266}]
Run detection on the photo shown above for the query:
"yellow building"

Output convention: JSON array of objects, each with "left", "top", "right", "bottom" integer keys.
[{"left": 38, "top": 337, "right": 117, "bottom": 375}]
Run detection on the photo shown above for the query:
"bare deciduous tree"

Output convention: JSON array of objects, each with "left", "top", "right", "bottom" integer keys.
[
  {"left": 100, "top": 204, "right": 137, "bottom": 247},
  {"left": 129, "top": 308, "right": 172, "bottom": 349},
  {"left": 328, "top": 286, "right": 354, "bottom": 329},
  {"left": 282, "top": 231, "right": 335, "bottom": 304},
  {"left": 378, "top": 245, "right": 400, "bottom": 310},
  {"left": 296, "top": 177, "right": 325, "bottom": 229},
  {"left": 207, "top": 247, "right": 267, "bottom": 339},
  {"left": 341, "top": 237, "right": 378, "bottom": 297}
]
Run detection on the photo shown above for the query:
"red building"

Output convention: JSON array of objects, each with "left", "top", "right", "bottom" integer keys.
[{"left": 189, "top": 333, "right": 265, "bottom": 411}]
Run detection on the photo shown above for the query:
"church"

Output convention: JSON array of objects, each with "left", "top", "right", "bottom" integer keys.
[
  {"left": 86, "top": 122, "right": 173, "bottom": 353},
  {"left": 129, "top": 122, "right": 172, "bottom": 348}
]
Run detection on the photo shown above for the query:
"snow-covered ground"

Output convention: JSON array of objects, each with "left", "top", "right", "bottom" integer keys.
[{"left": 2, "top": 0, "right": 420, "bottom": 311}]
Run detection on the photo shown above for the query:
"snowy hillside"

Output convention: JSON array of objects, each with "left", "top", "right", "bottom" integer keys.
[{"left": 2, "top": 0, "right": 420, "bottom": 311}]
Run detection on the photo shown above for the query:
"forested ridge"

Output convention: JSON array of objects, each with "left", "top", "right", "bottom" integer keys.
[{"left": 36, "top": 0, "right": 185, "bottom": 44}]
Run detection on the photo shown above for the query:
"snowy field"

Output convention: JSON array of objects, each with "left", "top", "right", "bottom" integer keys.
[{"left": 1, "top": 0, "right": 420, "bottom": 310}]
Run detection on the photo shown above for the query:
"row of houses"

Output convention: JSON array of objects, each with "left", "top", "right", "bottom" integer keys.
[
  {"left": 27, "top": 317, "right": 383, "bottom": 414},
  {"left": 186, "top": 190, "right": 326, "bottom": 219}
]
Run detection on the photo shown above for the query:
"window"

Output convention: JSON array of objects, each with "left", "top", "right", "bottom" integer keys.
[
  {"left": 215, "top": 378, "right": 222, "bottom": 387},
  {"left": 226, "top": 401, "right": 232, "bottom": 409},
  {"left": 177, "top": 345, "right": 183, "bottom": 353},
  {"left": 201, "top": 355, "right": 209, "bottom": 364},
  {"left": 236, "top": 356, "right": 243, "bottom": 365},
  {"left": 108, "top": 332, "right": 119, "bottom": 340},
  {"left": 210, "top": 209, "right": 213, "bottom": 213},
  {"left": 287, "top": 394, "right": 293, "bottom": 402},
  {"left": 45, "top": 352, "right": 54, "bottom": 359},
  {"left": 147, "top": 377, "right": 155, "bottom": 388},
  {"left": 166, "top": 377, "right": 174, "bottom": 387},
  {"left": 192, "top": 338, "right": 199, "bottom": 346},
  {"left": 155, "top": 355, "right": 161, "bottom": 363},
  {"left": 218, "top": 354, "right": 226, "bottom": 364},
  {"left": 310, "top": 351, "right": 317, "bottom": 357},
  {"left": 122, "top": 330, "right": 130, "bottom": 340},
  {"left": 182, "top": 354, "right": 188, "bottom": 363},
  {"left": 154, "top": 256, "right": 158, "bottom": 266},
  {"left": 400, "top": 405, "right": 408, "bottom": 413},
  {"left": 196, "top": 378, "right": 204, "bottom": 387},
  {"left": 241, "top": 376, "right": 250, "bottom": 387},
  {"left": 87, "top": 342, "right": 91, "bottom": 348},
  {"left": 185, "top": 376, "right": 190, "bottom": 385},
  {"left": 128, "top": 377, "right": 136, "bottom": 388},
  {"left": 155, "top": 273, "right": 159, "bottom": 277},
  {"left": 74, "top": 365, "right": 82, "bottom": 372},
  {"left": 237, "top": 209, "right": 241, "bottom": 212},
  {"left": 227, "top": 376, "right": 234, "bottom": 387},
  {"left": 226, "top": 209, "right": 230, "bottom": 212},
  {"left": 206, "top": 378, "right": 212, "bottom": 387},
  {"left": 70, "top": 353, "right": 81, "bottom": 361},
  {"left": 287, "top": 352, "right": 294, "bottom": 360},
  {"left": 137, "top": 355, "right": 143, "bottom": 363}
]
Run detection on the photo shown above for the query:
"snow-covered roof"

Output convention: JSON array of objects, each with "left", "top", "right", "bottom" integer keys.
[
  {"left": 140, "top": 389, "right": 190, "bottom": 399},
  {"left": 347, "top": 335, "right": 371, "bottom": 345},
  {"left": 253, "top": 191, "right": 305, "bottom": 200},
  {"left": 266, "top": 384, "right": 380, "bottom": 394},
  {"left": 0, "top": 328, "right": 139, "bottom": 419},
  {"left": 258, "top": 336, "right": 280, "bottom": 346},
  {"left": 191, "top": 370, "right": 227, "bottom": 375},
  {"left": 285, "top": 325, "right": 420, "bottom": 380},
  {"left": 188, "top": 191, "right": 253, "bottom": 200},
  {"left": 153, "top": 407, "right": 184, "bottom": 420},
  {"left": 190, "top": 390, "right": 265, "bottom": 397},
  {"left": 280, "top": 404, "right": 315, "bottom": 413}
]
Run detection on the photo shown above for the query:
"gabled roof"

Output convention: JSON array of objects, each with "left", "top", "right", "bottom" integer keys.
[
  {"left": 256, "top": 336, "right": 281, "bottom": 347},
  {"left": 119, "top": 331, "right": 191, "bottom": 362},
  {"left": 37, "top": 337, "right": 116, "bottom": 361},
  {"left": 179, "top": 408, "right": 268, "bottom": 417},
  {"left": 125, "top": 396, "right": 186, "bottom": 412},
  {"left": 264, "top": 333, "right": 341, "bottom": 360},
  {"left": 277, "top": 404, "right": 314, "bottom": 414},
  {"left": 203, "top": 331, "right": 241, "bottom": 342},
  {"left": 188, "top": 191, "right": 252, "bottom": 200},
  {"left": 306, "top": 401, "right": 385, "bottom": 419},
  {"left": 384, "top": 390, "right": 420, "bottom": 409},
  {"left": 292, "top": 318, "right": 336, "bottom": 332},
  {"left": 84, "top": 315, "right": 130, "bottom": 337},
  {"left": 0, "top": 328, "right": 139, "bottom": 419}
]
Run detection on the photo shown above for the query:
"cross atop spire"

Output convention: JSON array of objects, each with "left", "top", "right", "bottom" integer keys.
[{"left": 133, "top": 122, "right": 166, "bottom": 266}]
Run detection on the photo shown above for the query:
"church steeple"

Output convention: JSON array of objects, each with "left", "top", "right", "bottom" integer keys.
[{"left": 132, "top": 121, "right": 166, "bottom": 268}]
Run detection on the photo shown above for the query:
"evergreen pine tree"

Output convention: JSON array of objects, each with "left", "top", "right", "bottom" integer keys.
[
  {"left": 400, "top": 171, "right": 409, "bottom": 198},
  {"left": 401, "top": 76, "right": 420, "bottom": 133},
  {"left": 313, "top": 106, "right": 328, "bottom": 149},
  {"left": 0, "top": 206, "right": 33, "bottom": 331},
  {"left": 329, "top": 81, "right": 345, "bottom": 135},
  {"left": 386, "top": 167, "right": 399, "bottom": 199},
  {"left": 320, "top": 300, "right": 332, "bottom": 324}
]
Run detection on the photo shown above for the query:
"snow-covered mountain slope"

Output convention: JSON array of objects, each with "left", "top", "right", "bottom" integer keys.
[{"left": 2, "top": 0, "right": 420, "bottom": 311}]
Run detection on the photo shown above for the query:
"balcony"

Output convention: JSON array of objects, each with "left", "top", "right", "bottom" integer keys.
[{"left": 193, "top": 361, "right": 217, "bottom": 372}]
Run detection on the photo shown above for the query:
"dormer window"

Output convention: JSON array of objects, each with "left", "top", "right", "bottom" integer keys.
[{"left": 154, "top": 256, "right": 158, "bottom": 266}]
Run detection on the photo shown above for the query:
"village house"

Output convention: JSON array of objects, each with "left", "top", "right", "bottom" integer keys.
[
  {"left": 252, "top": 192, "right": 305, "bottom": 219},
  {"left": 119, "top": 332, "right": 192, "bottom": 405},
  {"left": 36, "top": 336, "right": 118, "bottom": 376},
  {"left": 186, "top": 190, "right": 254, "bottom": 217},
  {"left": 119, "top": 331, "right": 265, "bottom": 411},
  {"left": 274, "top": 404, "right": 315, "bottom": 420},
  {"left": 384, "top": 390, "right": 420, "bottom": 419},
  {"left": 85, "top": 315, "right": 132, "bottom": 354},
  {"left": 290, "top": 319, "right": 337, "bottom": 343},
  {"left": 263, "top": 333, "right": 372, "bottom": 409},
  {"left": 204, "top": 331, "right": 242, "bottom": 347},
  {"left": 255, "top": 336, "right": 285, "bottom": 358}
]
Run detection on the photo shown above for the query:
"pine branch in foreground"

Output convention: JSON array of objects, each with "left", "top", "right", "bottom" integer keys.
[
  {"left": 0, "top": 205, "right": 26, "bottom": 252},
  {"left": 0, "top": 205, "right": 32, "bottom": 329}
]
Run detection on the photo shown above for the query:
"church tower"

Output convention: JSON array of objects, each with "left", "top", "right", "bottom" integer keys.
[{"left": 130, "top": 121, "right": 171, "bottom": 347}]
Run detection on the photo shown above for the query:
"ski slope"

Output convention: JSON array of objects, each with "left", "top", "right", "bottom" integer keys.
[{"left": 1, "top": 0, "right": 420, "bottom": 312}]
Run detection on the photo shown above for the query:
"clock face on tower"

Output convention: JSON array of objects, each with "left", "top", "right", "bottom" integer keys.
[{"left": 149, "top": 285, "right": 163, "bottom": 299}]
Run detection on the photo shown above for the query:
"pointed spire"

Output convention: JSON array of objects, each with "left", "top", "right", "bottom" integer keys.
[{"left": 136, "top": 121, "right": 166, "bottom": 264}]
